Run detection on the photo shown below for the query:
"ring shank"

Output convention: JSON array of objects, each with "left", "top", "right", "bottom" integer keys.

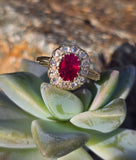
[
  {"left": 36, "top": 56, "right": 100, "bottom": 81},
  {"left": 87, "top": 68, "right": 100, "bottom": 81},
  {"left": 36, "top": 56, "right": 50, "bottom": 66}
]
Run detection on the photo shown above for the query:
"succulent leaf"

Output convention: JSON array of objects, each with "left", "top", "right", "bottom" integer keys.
[
  {"left": 41, "top": 83, "right": 84, "bottom": 120},
  {"left": 0, "top": 91, "right": 35, "bottom": 148},
  {"left": 71, "top": 98, "right": 126, "bottom": 133},
  {"left": 0, "top": 91, "right": 35, "bottom": 120},
  {"left": 0, "top": 120, "right": 36, "bottom": 149},
  {"left": 20, "top": 59, "right": 49, "bottom": 82},
  {"left": 58, "top": 148, "right": 93, "bottom": 160},
  {"left": 85, "top": 80, "right": 97, "bottom": 98},
  {"left": 0, "top": 60, "right": 135, "bottom": 160},
  {"left": 0, "top": 148, "right": 51, "bottom": 160},
  {"left": 0, "top": 72, "right": 52, "bottom": 120},
  {"left": 73, "top": 88, "right": 92, "bottom": 111},
  {"left": 90, "top": 70, "right": 119, "bottom": 110},
  {"left": 31, "top": 119, "right": 90, "bottom": 159},
  {"left": 87, "top": 129, "right": 136, "bottom": 160},
  {"left": 110, "top": 65, "right": 136, "bottom": 100}
]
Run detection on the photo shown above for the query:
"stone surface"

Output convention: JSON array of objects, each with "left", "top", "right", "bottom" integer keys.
[
  {"left": 0, "top": 0, "right": 136, "bottom": 73},
  {"left": 59, "top": 54, "right": 80, "bottom": 81}
]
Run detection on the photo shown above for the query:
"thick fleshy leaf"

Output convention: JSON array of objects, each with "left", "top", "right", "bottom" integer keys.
[
  {"left": 87, "top": 129, "right": 136, "bottom": 160},
  {"left": 0, "top": 148, "right": 51, "bottom": 160},
  {"left": 71, "top": 98, "right": 126, "bottom": 133},
  {"left": 31, "top": 119, "right": 90, "bottom": 159},
  {"left": 85, "top": 80, "right": 97, "bottom": 98},
  {"left": 90, "top": 70, "right": 119, "bottom": 111},
  {"left": 73, "top": 88, "right": 92, "bottom": 111},
  {"left": 110, "top": 65, "right": 136, "bottom": 100},
  {"left": 58, "top": 148, "right": 93, "bottom": 160},
  {"left": 41, "top": 83, "right": 84, "bottom": 120},
  {"left": 0, "top": 91, "right": 35, "bottom": 148},
  {"left": 0, "top": 72, "right": 52, "bottom": 120},
  {"left": 0, "top": 91, "right": 35, "bottom": 120},
  {"left": 0, "top": 120, "right": 35, "bottom": 149},
  {"left": 20, "top": 59, "right": 49, "bottom": 82}
]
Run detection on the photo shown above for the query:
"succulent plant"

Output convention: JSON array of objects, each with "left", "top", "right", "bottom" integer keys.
[{"left": 0, "top": 59, "right": 135, "bottom": 160}]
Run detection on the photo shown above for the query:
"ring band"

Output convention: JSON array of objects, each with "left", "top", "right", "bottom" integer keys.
[
  {"left": 36, "top": 45, "right": 100, "bottom": 90},
  {"left": 37, "top": 56, "right": 100, "bottom": 81}
]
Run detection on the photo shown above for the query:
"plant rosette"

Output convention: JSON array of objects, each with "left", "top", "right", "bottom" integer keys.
[{"left": 0, "top": 59, "right": 135, "bottom": 160}]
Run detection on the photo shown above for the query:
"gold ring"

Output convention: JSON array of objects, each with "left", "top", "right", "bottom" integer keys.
[{"left": 36, "top": 45, "right": 100, "bottom": 90}]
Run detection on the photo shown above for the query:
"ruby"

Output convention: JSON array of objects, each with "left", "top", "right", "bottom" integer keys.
[{"left": 59, "top": 53, "right": 80, "bottom": 81}]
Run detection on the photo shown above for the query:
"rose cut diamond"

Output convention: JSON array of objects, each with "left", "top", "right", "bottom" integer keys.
[{"left": 54, "top": 50, "right": 60, "bottom": 57}]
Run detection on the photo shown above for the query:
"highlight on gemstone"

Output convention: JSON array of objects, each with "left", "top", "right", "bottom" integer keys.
[
  {"left": 48, "top": 45, "right": 90, "bottom": 90},
  {"left": 59, "top": 54, "right": 80, "bottom": 81}
]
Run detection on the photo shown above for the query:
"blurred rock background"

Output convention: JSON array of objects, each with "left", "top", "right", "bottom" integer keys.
[
  {"left": 0, "top": 0, "right": 136, "bottom": 72},
  {"left": 0, "top": 0, "right": 136, "bottom": 159}
]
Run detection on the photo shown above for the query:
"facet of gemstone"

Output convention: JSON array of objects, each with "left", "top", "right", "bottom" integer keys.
[
  {"left": 70, "top": 82, "right": 78, "bottom": 89},
  {"left": 61, "top": 46, "right": 70, "bottom": 52},
  {"left": 77, "top": 76, "right": 85, "bottom": 84},
  {"left": 52, "top": 77, "right": 57, "bottom": 83},
  {"left": 59, "top": 81, "right": 68, "bottom": 88},
  {"left": 50, "top": 58, "right": 57, "bottom": 65},
  {"left": 81, "top": 59, "right": 90, "bottom": 67},
  {"left": 80, "top": 68, "right": 89, "bottom": 76},
  {"left": 71, "top": 46, "right": 79, "bottom": 53},
  {"left": 49, "top": 71, "right": 55, "bottom": 78},
  {"left": 79, "top": 51, "right": 87, "bottom": 59},
  {"left": 54, "top": 50, "right": 60, "bottom": 57},
  {"left": 59, "top": 53, "right": 80, "bottom": 81}
]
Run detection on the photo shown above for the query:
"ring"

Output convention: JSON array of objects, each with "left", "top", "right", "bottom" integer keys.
[{"left": 36, "top": 45, "right": 100, "bottom": 90}]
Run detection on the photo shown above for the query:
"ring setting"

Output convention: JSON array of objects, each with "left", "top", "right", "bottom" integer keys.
[{"left": 37, "top": 45, "right": 100, "bottom": 90}]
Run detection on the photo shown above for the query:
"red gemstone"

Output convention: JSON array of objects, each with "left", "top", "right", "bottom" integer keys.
[{"left": 59, "top": 53, "right": 80, "bottom": 81}]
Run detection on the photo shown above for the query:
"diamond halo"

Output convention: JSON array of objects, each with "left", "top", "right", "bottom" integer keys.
[{"left": 48, "top": 45, "right": 90, "bottom": 90}]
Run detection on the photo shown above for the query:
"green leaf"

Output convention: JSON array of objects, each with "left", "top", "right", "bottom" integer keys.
[
  {"left": 85, "top": 80, "right": 97, "bottom": 98},
  {"left": 0, "top": 120, "right": 35, "bottom": 149},
  {"left": 0, "top": 148, "right": 51, "bottom": 160},
  {"left": 20, "top": 59, "right": 49, "bottom": 82},
  {"left": 71, "top": 98, "right": 126, "bottom": 133},
  {"left": 31, "top": 119, "right": 90, "bottom": 159},
  {"left": 0, "top": 91, "right": 35, "bottom": 120},
  {"left": 73, "top": 88, "right": 92, "bottom": 111},
  {"left": 0, "top": 72, "right": 52, "bottom": 120},
  {"left": 41, "top": 83, "right": 84, "bottom": 121},
  {"left": 87, "top": 129, "right": 136, "bottom": 160},
  {"left": 58, "top": 148, "right": 93, "bottom": 160},
  {"left": 110, "top": 65, "right": 136, "bottom": 100},
  {"left": 0, "top": 91, "right": 35, "bottom": 148},
  {"left": 90, "top": 70, "right": 119, "bottom": 110}
]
